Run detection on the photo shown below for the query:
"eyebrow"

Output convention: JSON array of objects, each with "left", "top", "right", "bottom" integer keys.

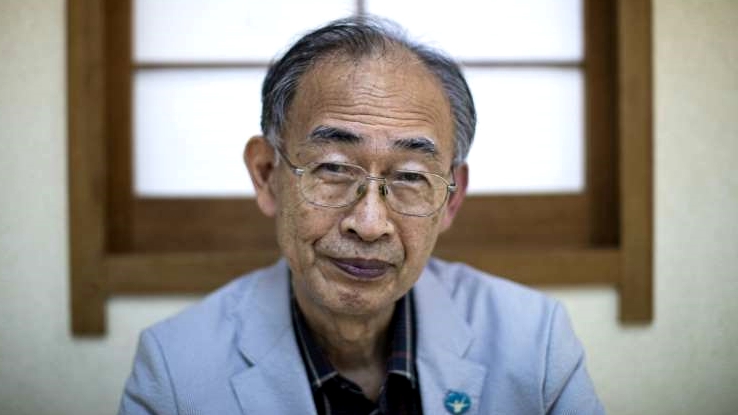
[
  {"left": 307, "top": 125, "right": 362, "bottom": 144},
  {"left": 391, "top": 136, "right": 438, "bottom": 157},
  {"left": 307, "top": 125, "right": 438, "bottom": 158}
]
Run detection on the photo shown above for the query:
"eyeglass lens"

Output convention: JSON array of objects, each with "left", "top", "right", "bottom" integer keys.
[{"left": 298, "top": 162, "right": 449, "bottom": 216}]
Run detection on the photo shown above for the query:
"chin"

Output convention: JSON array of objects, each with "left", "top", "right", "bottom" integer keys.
[{"left": 327, "top": 289, "right": 388, "bottom": 317}]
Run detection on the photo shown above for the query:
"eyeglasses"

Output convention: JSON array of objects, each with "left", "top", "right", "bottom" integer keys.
[{"left": 276, "top": 148, "right": 456, "bottom": 217}]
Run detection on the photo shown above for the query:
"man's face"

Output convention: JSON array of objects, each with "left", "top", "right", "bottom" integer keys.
[{"left": 248, "top": 50, "right": 467, "bottom": 320}]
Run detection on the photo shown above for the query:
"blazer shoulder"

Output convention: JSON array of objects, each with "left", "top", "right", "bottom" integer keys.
[
  {"left": 145, "top": 261, "right": 283, "bottom": 348},
  {"left": 424, "top": 257, "right": 564, "bottom": 363},
  {"left": 420, "top": 258, "right": 602, "bottom": 414},
  {"left": 426, "top": 257, "right": 559, "bottom": 323},
  {"left": 121, "top": 260, "right": 293, "bottom": 414}
]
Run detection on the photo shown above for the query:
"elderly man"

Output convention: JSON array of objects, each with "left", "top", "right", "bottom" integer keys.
[{"left": 119, "top": 17, "right": 604, "bottom": 415}]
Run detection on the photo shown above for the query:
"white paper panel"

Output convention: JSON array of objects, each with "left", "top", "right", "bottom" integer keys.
[
  {"left": 134, "top": 69, "right": 265, "bottom": 196},
  {"left": 135, "top": 0, "right": 355, "bottom": 62},
  {"left": 366, "top": 0, "right": 582, "bottom": 60},
  {"left": 135, "top": 69, "right": 583, "bottom": 197},
  {"left": 464, "top": 68, "right": 584, "bottom": 194}
]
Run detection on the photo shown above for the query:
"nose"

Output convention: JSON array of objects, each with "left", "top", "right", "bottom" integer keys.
[{"left": 340, "top": 180, "right": 395, "bottom": 242}]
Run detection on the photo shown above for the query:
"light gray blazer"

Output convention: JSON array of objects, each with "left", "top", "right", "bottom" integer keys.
[{"left": 119, "top": 258, "right": 604, "bottom": 414}]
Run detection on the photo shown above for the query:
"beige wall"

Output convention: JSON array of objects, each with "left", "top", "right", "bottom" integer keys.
[{"left": 1, "top": 1, "right": 736, "bottom": 414}]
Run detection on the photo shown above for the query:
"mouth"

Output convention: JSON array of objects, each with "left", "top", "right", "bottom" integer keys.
[{"left": 329, "top": 257, "right": 392, "bottom": 280}]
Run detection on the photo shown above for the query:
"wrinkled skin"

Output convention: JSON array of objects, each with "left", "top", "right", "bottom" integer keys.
[{"left": 245, "top": 48, "right": 468, "bottom": 333}]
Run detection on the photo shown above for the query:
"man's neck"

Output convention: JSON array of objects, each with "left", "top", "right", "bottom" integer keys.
[{"left": 295, "top": 294, "right": 394, "bottom": 400}]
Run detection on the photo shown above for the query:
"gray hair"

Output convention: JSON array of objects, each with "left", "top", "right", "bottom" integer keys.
[{"left": 260, "top": 16, "right": 476, "bottom": 165}]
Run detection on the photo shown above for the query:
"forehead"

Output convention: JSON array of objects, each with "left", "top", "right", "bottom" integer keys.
[{"left": 283, "top": 48, "right": 455, "bottom": 163}]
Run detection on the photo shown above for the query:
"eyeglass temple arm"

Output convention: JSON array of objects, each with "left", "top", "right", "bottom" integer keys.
[
  {"left": 275, "top": 146, "right": 304, "bottom": 175},
  {"left": 448, "top": 166, "right": 459, "bottom": 193}
]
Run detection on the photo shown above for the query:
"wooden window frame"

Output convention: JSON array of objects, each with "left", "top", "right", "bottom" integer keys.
[{"left": 68, "top": 0, "right": 652, "bottom": 334}]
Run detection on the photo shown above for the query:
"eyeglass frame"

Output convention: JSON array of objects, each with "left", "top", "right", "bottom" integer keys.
[{"left": 274, "top": 147, "right": 458, "bottom": 217}]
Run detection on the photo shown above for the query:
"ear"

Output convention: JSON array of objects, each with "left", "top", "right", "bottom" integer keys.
[
  {"left": 440, "top": 163, "right": 468, "bottom": 232},
  {"left": 244, "top": 135, "right": 278, "bottom": 217}
]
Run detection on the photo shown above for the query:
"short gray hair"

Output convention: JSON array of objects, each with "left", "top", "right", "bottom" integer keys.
[{"left": 260, "top": 16, "right": 476, "bottom": 165}]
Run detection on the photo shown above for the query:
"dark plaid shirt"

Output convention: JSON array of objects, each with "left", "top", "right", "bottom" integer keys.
[{"left": 291, "top": 291, "right": 423, "bottom": 415}]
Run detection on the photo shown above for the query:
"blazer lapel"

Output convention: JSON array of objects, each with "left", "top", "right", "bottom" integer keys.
[
  {"left": 229, "top": 260, "right": 317, "bottom": 415},
  {"left": 414, "top": 266, "right": 488, "bottom": 415},
  {"left": 228, "top": 260, "right": 488, "bottom": 415}
]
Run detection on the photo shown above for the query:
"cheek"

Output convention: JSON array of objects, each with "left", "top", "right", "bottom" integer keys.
[
  {"left": 276, "top": 201, "right": 336, "bottom": 261},
  {"left": 401, "top": 215, "right": 442, "bottom": 260}
]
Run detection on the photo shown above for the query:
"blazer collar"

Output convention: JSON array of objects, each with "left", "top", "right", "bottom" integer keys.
[
  {"left": 229, "top": 259, "right": 487, "bottom": 415},
  {"left": 414, "top": 262, "right": 488, "bottom": 415},
  {"left": 229, "top": 260, "right": 318, "bottom": 415}
]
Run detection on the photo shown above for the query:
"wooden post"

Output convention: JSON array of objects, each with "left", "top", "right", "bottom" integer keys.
[
  {"left": 617, "top": 0, "right": 654, "bottom": 322},
  {"left": 68, "top": 0, "right": 108, "bottom": 334}
]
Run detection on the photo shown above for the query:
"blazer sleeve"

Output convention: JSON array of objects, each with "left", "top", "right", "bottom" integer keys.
[
  {"left": 118, "top": 330, "right": 179, "bottom": 415},
  {"left": 543, "top": 303, "right": 606, "bottom": 415}
]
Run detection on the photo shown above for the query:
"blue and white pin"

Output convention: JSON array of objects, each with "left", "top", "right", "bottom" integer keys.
[{"left": 444, "top": 390, "right": 472, "bottom": 415}]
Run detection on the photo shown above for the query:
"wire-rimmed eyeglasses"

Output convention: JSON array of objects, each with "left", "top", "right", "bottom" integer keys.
[{"left": 276, "top": 148, "right": 456, "bottom": 217}]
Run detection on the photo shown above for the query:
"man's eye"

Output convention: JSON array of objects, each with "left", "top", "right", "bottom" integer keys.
[
  {"left": 311, "top": 163, "right": 359, "bottom": 183},
  {"left": 314, "top": 163, "right": 349, "bottom": 174},
  {"left": 394, "top": 171, "right": 429, "bottom": 184}
]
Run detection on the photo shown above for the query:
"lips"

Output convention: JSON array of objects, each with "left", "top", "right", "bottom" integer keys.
[{"left": 329, "top": 257, "right": 392, "bottom": 280}]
